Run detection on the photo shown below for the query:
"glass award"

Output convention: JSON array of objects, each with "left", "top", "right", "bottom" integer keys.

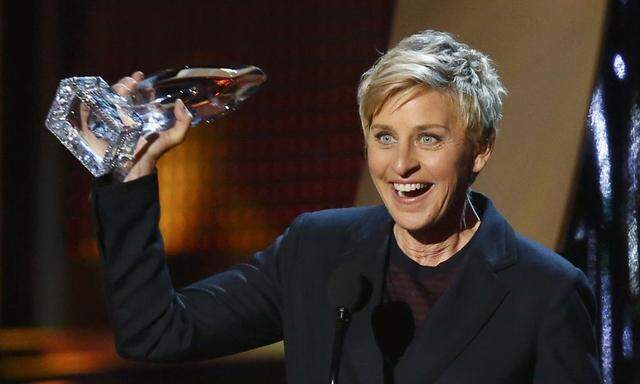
[{"left": 45, "top": 66, "right": 266, "bottom": 179}]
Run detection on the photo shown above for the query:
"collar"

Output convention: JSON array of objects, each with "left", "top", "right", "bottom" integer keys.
[{"left": 346, "top": 190, "right": 518, "bottom": 272}]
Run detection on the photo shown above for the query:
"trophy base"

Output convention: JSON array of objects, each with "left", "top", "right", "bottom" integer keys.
[{"left": 45, "top": 77, "right": 142, "bottom": 177}]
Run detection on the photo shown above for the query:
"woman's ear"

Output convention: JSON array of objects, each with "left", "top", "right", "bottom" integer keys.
[{"left": 472, "top": 135, "right": 494, "bottom": 173}]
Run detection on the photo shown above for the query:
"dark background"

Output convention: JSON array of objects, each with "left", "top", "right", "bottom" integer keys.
[{"left": 0, "top": 1, "right": 394, "bottom": 381}]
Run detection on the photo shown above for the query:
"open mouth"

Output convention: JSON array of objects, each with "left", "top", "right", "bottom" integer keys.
[{"left": 392, "top": 183, "right": 432, "bottom": 199}]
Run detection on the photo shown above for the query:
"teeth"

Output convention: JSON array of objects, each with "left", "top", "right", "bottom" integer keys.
[{"left": 393, "top": 183, "right": 429, "bottom": 192}]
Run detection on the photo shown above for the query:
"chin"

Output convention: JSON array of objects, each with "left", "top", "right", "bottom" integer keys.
[{"left": 388, "top": 210, "right": 435, "bottom": 233}]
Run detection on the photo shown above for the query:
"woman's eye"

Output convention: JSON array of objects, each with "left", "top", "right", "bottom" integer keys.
[
  {"left": 419, "top": 135, "right": 438, "bottom": 145},
  {"left": 377, "top": 133, "right": 395, "bottom": 145}
]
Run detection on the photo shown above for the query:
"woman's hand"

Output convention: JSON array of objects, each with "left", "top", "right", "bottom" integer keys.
[{"left": 111, "top": 71, "right": 194, "bottom": 182}]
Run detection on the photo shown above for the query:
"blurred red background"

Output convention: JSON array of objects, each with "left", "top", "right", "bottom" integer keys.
[{"left": 0, "top": 1, "right": 394, "bottom": 381}]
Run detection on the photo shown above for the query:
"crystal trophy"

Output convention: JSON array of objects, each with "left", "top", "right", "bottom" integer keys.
[{"left": 46, "top": 66, "right": 266, "bottom": 179}]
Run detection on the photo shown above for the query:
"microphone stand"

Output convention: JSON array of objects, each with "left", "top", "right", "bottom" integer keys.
[{"left": 328, "top": 306, "right": 350, "bottom": 384}]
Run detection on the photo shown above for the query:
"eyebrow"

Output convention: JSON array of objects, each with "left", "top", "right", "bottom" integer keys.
[{"left": 370, "top": 123, "right": 450, "bottom": 132}]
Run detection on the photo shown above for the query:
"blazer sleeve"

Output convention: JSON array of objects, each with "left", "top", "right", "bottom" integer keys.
[
  {"left": 532, "top": 267, "right": 601, "bottom": 383},
  {"left": 91, "top": 172, "right": 304, "bottom": 362}
]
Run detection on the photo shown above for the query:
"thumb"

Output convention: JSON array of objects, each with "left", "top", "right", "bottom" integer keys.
[{"left": 168, "top": 98, "right": 193, "bottom": 144}]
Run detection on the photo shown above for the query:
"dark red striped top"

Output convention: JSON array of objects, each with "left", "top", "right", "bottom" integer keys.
[{"left": 385, "top": 234, "right": 469, "bottom": 327}]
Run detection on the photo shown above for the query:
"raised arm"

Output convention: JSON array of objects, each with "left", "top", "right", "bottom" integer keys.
[
  {"left": 91, "top": 71, "right": 303, "bottom": 362},
  {"left": 92, "top": 172, "right": 304, "bottom": 361}
]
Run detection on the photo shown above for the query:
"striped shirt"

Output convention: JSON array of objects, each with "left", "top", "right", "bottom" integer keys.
[{"left": 385, "top": 234, "right": 468, "bottom": 327}]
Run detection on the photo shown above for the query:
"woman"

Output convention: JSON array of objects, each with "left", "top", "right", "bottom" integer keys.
[{"left": 93, "top": 30, "right": 600, "bottom": 383}]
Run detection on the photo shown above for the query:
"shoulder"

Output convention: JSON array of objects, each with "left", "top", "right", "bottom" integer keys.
[
  {"left": 513, "top": 233, "right": 580, "bottom": 280},
  {"left": 504, "top": 232, "right": 593, "bottom": 300},
  {"left": 292, "top": 205, "right": 385, "bottom": 233}
]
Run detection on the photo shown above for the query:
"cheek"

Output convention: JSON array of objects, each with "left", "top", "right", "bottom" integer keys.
[
  {"left": 366, "top": 149, "right": 387, "bottom": 179},
  {"left": 421, "top": 151, "right": 462, "bottom": 181}
]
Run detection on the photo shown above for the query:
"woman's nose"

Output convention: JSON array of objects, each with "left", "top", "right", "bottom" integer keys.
[{"left": 392, "top": 143, "right": 420, "bottom": 177}]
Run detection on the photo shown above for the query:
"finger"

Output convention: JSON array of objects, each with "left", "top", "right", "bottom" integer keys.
[
  {"left": 133, "top": 133, "right": 159, "bottom": 160},
  {"left": 79, "top": 103, "right": 90, "bottom": 132},
  {"left": 168, "top": 99, "right": 193, "bottom": 144},
  {"left": 112, "top": 83, "right": 130, "bottom": 96},
  {"left": 112, "top": 76, "right": 137, "bottom": 96},
  {"left": 119, "top": 76, "right": 137, "bottom": 89},
  {"left": 131, "top": 71, "right": 144, "bottom": 81}
]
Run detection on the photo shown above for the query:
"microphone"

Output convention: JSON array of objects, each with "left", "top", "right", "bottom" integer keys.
[
  {"left": 327, "top": 264, "right": 371, "bottom": 384},
  {"left": 372, "top": 301, "right": 414, "bottom": 384}
]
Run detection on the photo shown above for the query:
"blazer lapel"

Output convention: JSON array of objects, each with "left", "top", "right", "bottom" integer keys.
[
  {"left": 333, "top": 194, "right": 518, "bottom": 384},
  {"left": 395, "top": 193, "right": 519, "bottom": 384},
  {"left": 335, "top": 205, "right": 393, "bottom": 384}
]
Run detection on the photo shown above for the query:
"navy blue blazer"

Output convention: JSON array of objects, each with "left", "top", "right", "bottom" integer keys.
[{"left": 92, "top": 173, "right": 601, "bottom": 383}]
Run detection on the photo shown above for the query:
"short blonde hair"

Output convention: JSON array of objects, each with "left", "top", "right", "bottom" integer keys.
[{"left": 357, "top": 30, "right": 506, "bottom": 146}]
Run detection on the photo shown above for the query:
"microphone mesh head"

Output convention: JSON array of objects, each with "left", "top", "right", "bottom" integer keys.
[{"left": 327, "top": 264, "right": 370, "bottom": 312}]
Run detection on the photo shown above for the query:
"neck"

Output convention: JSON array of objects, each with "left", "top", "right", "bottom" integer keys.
[{"left": 393, "top": 194, "right": 480, "bottom": 267}]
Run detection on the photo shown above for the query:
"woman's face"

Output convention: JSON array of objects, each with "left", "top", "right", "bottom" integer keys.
[{"left": 367, "top": 88, "right": 490, "bottom": 233}]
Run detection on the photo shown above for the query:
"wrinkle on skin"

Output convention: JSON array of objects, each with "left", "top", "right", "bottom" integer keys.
[{"left": 366, "top": 87, "right": 492, "bottom": 266}]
